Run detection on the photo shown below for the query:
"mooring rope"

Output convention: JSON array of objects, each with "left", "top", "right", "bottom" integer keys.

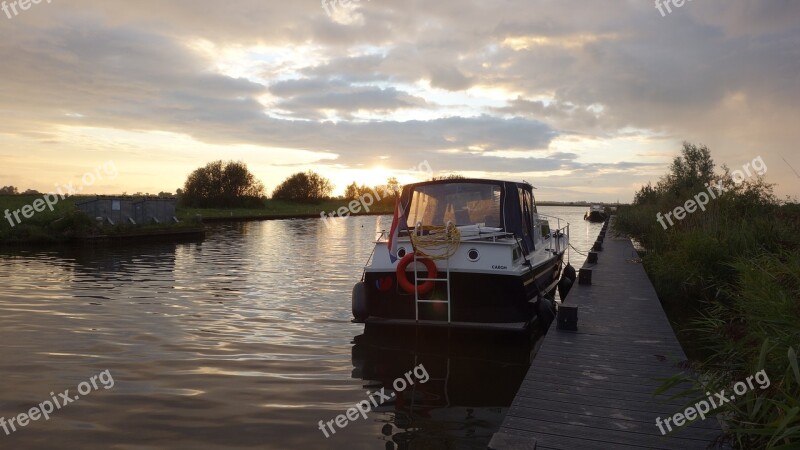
[
  {"left": 410, "top": 222, "right": 461, "bottom": 260},
  {"left": 569, "top": 242, "right": 589, "bottom": 256}
]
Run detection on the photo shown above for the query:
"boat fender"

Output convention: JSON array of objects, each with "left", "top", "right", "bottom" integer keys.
[
  {"left": 396, "top": 252, "right": 438, "bottom": 295},
  {"left": 538, "top": 296, "right": 556, "bottom": 331},
  {"left": 558, "top": 276, "right": 574, "bottom": 301},
  {"left": 352, "top": 282, "right": 368, "bottom": 322},
  {"left": 562, "top": 263, "right": 576, "bottom": 282}
]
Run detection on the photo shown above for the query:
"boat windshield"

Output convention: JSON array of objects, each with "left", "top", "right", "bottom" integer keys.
[{"left": 406, "top": 183, "right": 503, "bottom": 228}]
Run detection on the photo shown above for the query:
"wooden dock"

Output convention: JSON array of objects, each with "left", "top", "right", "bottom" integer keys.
[{"left": 490, "top": 220, "right": 723, "bottom": 450}]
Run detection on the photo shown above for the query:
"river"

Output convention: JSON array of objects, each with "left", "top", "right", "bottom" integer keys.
[{"left": 0, "top": 206, "right": 603, "bottom": 449}]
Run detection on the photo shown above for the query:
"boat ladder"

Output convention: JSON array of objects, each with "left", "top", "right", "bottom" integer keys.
[{"left": 413, "top": 253, "right": 452, "bottom": 323}]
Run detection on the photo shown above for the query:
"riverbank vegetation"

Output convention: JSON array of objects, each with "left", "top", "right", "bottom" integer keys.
[
  {"left": 0, "top": 195, "right": 393, "bottom": 245},
  {"left": 2, "top": 159, "right": 614, "bottom": 246},
  {"left": 0, "top": 161, "right": 396, "bottom": 245},
  {"left": 0, "top": 195, "right": 89, "bottom": 244},
  {"left": 0, "top": 194, "right": 209, "bottom": 245},
  {"left": 615, "top": 143, "right": 800, "bottom": 449},
  {"left": 178, "top": 198, "right": 393, "bottom": 221}
]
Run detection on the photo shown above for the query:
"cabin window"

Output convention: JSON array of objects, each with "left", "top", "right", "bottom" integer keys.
[
  {"left": 518, "top": 188, "right": 534, "bottom": 237},
  {"left": 112, "top": 200, "right": 121, "bottom": 211},
  {"left": 407, "top": 183, "right": 502, "bottom": 228}
]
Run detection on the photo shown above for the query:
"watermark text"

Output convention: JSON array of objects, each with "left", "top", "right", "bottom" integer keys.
[
  {"left": 3, "top": 160, "right": 118, "bottom": 228},
  {"left": 1, "top": 369, "right": 114, "bottom": 437},
  {"left": 655, "top": 0, "right": 694, "bottom": 17},
  {"left": 317, "top": 364, "right": 429, "bottom": 438},
  {"left": 656, "top": 156, "right": 766, "bottom": 230},
  {"left": 656, "top": 369, "right": 770, "bottom": 435},
  {"left": 320, "top": 160, "right": 432, "bottom": 227},
  {"left": 2, "top": 0, "right": 52, "bottom": 20}
]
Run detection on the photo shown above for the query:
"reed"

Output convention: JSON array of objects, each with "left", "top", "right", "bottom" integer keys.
[{"left": 615, "top": 144, "right": 799, "bottom": 448}]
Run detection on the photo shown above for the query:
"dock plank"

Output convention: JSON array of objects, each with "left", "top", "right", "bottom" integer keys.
[
  {"left": 492, "top": 220, "right": 723, "bottom": 449},
  {"left": 506, "top": 398, "right": 720, "bottom": 431}
]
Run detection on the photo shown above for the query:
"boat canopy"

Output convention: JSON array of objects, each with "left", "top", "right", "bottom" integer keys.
[{"left": 396, "top": 179, "right": 538, "bottom": 254}]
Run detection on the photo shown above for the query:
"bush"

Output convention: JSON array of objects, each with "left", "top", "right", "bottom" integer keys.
[{"left": 49, "top": 208, "right": 94, "bottom": 238}]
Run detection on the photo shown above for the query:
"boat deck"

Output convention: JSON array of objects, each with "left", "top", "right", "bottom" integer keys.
[{"left": 490, "top": 221, "right": 724, "bottom": 449}]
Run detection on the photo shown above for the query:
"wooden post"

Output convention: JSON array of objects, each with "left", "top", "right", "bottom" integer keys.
[
  {"left": 557, "top": 304, "right": 578, "bottom": 331},
  {"left": 579, "top": 267, "right": 592, "bottom": 284},
  {"left": 588, "top": 251, "right": 599, "bottom": 264}
]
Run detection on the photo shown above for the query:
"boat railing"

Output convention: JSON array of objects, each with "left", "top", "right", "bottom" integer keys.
[
  {"left": 538, "top": 214, "right": 570, "bottom": 255},
  {"left": 363, "top": 230, "right": 387, "bottom": 276}
]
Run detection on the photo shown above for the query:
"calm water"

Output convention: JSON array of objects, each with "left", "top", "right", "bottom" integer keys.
[{"left": 0, "top": 206, "right": 601, "bottom": 449}]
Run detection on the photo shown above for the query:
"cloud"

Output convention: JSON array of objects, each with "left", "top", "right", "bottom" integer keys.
[
  {"left": 269, "top": 79, "right": 429, "bottom": 119},
  {"left": 0, "top": 0, "right": 797, "bottom": 200}
]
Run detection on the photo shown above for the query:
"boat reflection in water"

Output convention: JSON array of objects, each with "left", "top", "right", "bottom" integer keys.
[{"left": 351, "top": 324, "right": 540, "bottom": 449}]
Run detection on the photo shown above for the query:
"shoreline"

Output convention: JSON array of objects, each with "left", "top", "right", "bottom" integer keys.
[
  {"left": 0, "top": 196, "right": 597, "bottom": 247},
  {"left": 0, "top": 210, "right": 392, "bottom": 249},
  {"left": 198, "top": 210, "right": 390, "bottom": 223}
]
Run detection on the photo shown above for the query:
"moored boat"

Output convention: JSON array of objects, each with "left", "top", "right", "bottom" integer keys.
[
  {"left": 584, "top": 204, "right": 606, "bottom": 222},
  {"left": 351, "top": 178, "right": 570, "bottom": 333}
]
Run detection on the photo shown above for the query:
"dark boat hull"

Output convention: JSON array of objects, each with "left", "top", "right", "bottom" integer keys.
[
  {"left": 361, "top": 254, "right": 563, "bottom": 330},
  {"left": 584, "top": 211, "right": 606, "bottom": 222}
]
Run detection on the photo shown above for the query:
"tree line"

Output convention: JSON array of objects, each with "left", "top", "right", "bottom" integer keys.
[
  {"left": 181, "top": 160, "right": 397, "bottom": 208},
  {"left": 1, "top": 160, "right": 456, "bottom": 209},
  {"left": 0, "top": 186, "right": 42, "bottom": 195}
]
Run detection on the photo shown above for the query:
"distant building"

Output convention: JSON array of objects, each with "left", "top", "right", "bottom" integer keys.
[
  {"left": 76, "top": 196, "right": 178, "bottom": 226},
  {"left": 133, "top": 198, "right": 177, "bottom": 225}
]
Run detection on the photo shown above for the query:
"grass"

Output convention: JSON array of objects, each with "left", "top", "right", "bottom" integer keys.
[
  {"left": 0, "top": 195, "right": 395, "bottom": 245},
  {"left": 0, "top": 195, "right": 89, "bottom": 244},
  {"left": 0, "top": 194, "right": 82, "bottom": 224},
  {"left": 178, "top": 199, "right": 394, "bottom": 220}
]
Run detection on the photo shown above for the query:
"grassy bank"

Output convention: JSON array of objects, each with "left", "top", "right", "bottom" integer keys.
[
  {"left": 0, "top": 195, "right": 90, "bottom": 245},
  {"left": 0, "top": 195, "right": 394, "bottom": 245},
  {"left": 177, "top": 199, "right": 393, "bottom": 221},
  {"left": 614, "top": 144, "right": 799, "bottom": 449}
]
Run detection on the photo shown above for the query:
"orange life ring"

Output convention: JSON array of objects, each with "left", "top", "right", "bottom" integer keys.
[{"left": 396, "top": 252, "right": 438, "bottom": 295}]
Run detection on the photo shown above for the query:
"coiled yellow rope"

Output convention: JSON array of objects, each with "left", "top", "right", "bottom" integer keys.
[{"left": 410, "top": 222, "right": 461, "bottom": 260}]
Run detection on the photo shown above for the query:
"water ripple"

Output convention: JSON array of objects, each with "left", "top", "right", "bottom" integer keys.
[{"left": 0, "top": 208, "right": 599, "bottom": 449}]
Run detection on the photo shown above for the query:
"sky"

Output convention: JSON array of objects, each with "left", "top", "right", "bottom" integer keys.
[{"left": 0, "top": 0, "right": 798, "bottom": 202}]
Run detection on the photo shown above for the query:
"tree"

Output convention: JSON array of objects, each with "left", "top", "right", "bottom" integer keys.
[
  {"left": 343, "top": 182, "right": 358, "bottom": 200},
  {"left": 633, "top": 182, "right": 659, "bottom": 206},
  {"left": 633, "top": 142, "right": 717, "bottom": 205},
  {"left": 386, "top": 177, "right": 400, "bottom": 195},
  {"left": 661, "top": 142, "right": 715, "bottom": 195},
  {"left": 272, "top": 171, "right": 332, "bottom": 203},
  {"left": 344, "top": 182, "right": 375, "bottom": 200},
  {"left": 182, "top": 160, "right": 265, "bottom": 208},
  {"left": 0, "top": 186, "right": 18, "bottom": 195}
]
